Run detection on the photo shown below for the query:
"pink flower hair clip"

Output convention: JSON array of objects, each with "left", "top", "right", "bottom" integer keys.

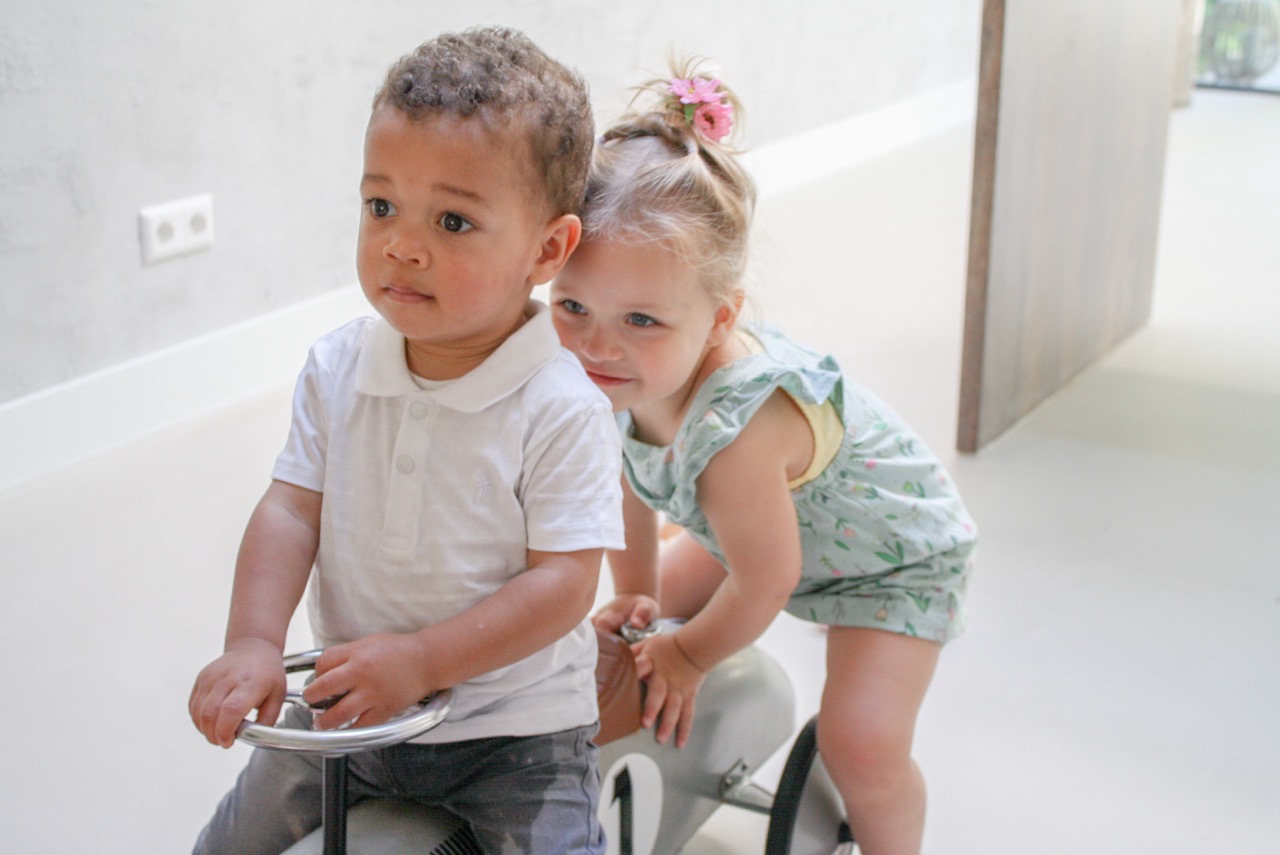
[{"left": 667, "top": 76, "right": 734, "bottom": 143}]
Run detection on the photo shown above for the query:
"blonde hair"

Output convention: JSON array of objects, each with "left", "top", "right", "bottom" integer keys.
[{"left": 582, "top": 59, "right": 755, "bottom": 307}]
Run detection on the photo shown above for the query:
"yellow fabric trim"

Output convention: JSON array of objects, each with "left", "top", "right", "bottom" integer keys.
[
  {"left": 787, "top": 396, "right": 842, "bottom": 489},
  {"left": 737, "top": 331, "right": 842, "bottom": 490}
]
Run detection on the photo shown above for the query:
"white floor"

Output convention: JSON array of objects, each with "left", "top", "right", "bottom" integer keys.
[{"left": 1, "top": 89, "right": 1276, "bottom": 854}]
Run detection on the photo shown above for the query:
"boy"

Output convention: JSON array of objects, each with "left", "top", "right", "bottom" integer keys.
[{"left": 188, "top": 28, "right": 622, "bottom": 855}]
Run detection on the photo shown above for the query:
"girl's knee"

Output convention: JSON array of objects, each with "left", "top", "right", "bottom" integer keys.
[{"left": 815, "top": 710, "right": 915, "bottom": 787}]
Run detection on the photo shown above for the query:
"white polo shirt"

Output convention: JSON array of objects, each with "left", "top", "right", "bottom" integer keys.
[{"left": 272, "top": 301, "right": 624, "bottom": 741}]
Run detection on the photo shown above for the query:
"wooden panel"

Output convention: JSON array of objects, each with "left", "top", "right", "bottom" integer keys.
[{"left": 958, "top": 0, "right": 1181, "bottom": 452}]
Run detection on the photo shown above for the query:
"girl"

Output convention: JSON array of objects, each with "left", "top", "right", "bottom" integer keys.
[{"left": 550, "top": 64, "right": 976, "bottom": 855}]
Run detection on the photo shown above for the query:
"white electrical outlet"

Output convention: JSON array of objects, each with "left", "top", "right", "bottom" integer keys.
[{"left": 138, "top": 194, "right": 215, "bottom": 264}]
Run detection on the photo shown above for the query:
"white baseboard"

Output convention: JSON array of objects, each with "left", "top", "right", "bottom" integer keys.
[
  {"left": 0, "top": 287, "right": 370, "bottom": 490},
  {"left": 0, "top": 78, "right": 976, "bottom": 491}
]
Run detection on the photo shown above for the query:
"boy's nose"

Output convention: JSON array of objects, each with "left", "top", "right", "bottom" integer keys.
[{"left": 385, "top": 233, "right": 428, "bottom": 267}]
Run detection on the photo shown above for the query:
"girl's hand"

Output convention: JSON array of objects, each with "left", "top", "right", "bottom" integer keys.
[
  {"left": 632, "top": 633, "right": 706, "bottom": 748},
  {"left": 303, "top": 633, "right": 435, "bottom": 731},
  {"left": 189, "top": 637, "right": 287, "bottom": 749},
  {"left": 592, "top": 593, "right": 660, "bottom": 635}
]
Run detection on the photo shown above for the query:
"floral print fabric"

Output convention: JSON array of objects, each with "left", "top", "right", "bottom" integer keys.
[{"left": 619, "top": 324, "right": 975, "bottom": 642}]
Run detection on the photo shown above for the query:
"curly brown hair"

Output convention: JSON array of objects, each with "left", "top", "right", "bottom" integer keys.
[{"left": 373, "top": 28, "right": 594, "bottom": 217}]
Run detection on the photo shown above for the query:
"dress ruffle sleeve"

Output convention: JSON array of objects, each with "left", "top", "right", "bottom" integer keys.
[{"left": 619, "top": 324, "right": 842, "bottom": 530}]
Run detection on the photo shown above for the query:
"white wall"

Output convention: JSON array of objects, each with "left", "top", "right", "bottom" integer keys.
[{"left": 0, "top": 0, "right": 979, "bottom": 406}]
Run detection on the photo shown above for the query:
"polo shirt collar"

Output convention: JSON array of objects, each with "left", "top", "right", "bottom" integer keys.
[{"left": 355, "top": 300, "right": 562, "bottom": 412}]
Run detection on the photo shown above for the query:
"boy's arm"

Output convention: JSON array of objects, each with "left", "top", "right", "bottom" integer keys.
[
  {"left": 189, "top": 480, "right": 320, "bottom": 747},
  {"left": 593, "top": 475, "right": 661, "bottom": 634},
  {"left": 305, "top": 546, "right": 603, "bottom": 731}
]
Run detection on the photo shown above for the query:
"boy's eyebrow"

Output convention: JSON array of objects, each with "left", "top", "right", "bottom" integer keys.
[
  {"left": 360, "top": 174, "right": 489, "bottom": 206},
  {"left": 434, "top": 182, "right": 488, "bottom": 205}
]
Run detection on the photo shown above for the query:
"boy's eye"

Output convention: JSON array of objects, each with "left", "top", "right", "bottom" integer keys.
[
  {"left": 626, "top": 312, "right": 658, "bottom": 328},
  {"left": 367, "top": 198, "right": 396, "bottom": 218},
  {"left": 440, "top": 212, "right": 473, "bottom": 233},
  {"left": 557, "top": 299, "right": 586, "bottom": 315}
]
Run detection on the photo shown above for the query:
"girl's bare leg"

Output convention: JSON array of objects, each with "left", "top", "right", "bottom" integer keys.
[
  {"left": 656, "top": 531, "right": 728, "bottom": 619},
  {"left": 818, "top": 627, "right": 940, "bottom": 855}
]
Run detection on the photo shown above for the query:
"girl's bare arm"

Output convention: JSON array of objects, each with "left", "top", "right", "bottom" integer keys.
[{"left": 634, "top": 391, "right": 809, "bottom": 744}]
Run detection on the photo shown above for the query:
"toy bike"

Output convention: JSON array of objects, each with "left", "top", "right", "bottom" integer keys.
[{"left": 237, "top": 620, "right": 852, "bottom": 854}]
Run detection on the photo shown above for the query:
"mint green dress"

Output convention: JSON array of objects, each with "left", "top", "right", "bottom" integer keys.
[{"left": 619, "top": 324, "right": 975, "bottom": 642}]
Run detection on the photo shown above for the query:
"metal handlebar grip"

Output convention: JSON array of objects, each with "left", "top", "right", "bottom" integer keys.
[{"left": 235, "top": 649, "right": 454, "bottom": 756}]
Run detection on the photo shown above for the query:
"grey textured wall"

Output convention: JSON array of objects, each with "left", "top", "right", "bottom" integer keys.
[{"left": 0, "top": 0, "right": 980, "bottom": 405}]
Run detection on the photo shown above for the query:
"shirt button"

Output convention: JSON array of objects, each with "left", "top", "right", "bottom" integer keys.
[
  {"left": 396, "top": 455, "right": 415, "bottom": 474},
  {"left": 410, "top": 402, "right": 429, "bottom": 419}
]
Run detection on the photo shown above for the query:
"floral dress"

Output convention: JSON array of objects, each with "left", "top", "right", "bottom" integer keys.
[{"left": 619, "top": 324, "right": 976, "bottom": 642}]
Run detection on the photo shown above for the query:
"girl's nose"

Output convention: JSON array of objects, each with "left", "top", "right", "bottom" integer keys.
[{"left": 579, "top": 324, "right": 621, "bottom": 362}]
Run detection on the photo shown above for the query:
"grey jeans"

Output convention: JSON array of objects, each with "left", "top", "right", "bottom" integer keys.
[{"left": 193, "top": 707, "right": 604, "bottom": 855}]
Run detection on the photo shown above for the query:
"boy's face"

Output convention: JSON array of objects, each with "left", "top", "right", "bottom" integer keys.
[{"left": 357, "top": 105, "right": 573, "bottom": 379}]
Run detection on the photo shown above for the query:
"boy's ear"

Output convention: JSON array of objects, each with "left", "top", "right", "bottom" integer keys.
[{"left": 528, "top": 214, "right": 583, "bottom": 286}]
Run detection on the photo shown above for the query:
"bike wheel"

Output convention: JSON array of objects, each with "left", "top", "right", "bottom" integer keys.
[{"left": 764, "top": 717, "right": 853, "bottom": 855}]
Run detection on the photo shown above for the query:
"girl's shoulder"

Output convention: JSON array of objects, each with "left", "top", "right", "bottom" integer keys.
[
  {"left": 650, "top": 324, "right": 841, "bottom": 470},
  {"left": 695, "top": 324, "right": 842, "bottom": 419},
  {"left": 620, "top": 325, "right": 845, "bottom": 519}
]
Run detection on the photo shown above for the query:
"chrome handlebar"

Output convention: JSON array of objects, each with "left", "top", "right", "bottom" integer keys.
[
  {"left": 235, "top": 649, "right": 454, "bottom": 756},
  {"left": 619, "top": 617, "right": 687, "bottom": 645}
]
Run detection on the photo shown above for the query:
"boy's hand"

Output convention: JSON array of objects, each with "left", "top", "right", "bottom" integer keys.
[
  {"left": 189, "top": 638, "right": 286, "bottom": 749},
  {"left": 632, "top": 633, "right": 706, "bottom": 749},
  {"left": 304, "top": 633, "right": 434, "bottom": 731},
  {"left": 591, "top": 593, "right": 660, "bottom": 635}
]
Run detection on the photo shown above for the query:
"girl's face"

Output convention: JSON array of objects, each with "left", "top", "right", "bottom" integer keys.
[{"left": 551, "top": 239, "right": 736, "bottom": 427}]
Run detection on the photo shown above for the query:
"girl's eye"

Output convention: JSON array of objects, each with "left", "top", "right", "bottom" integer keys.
[
  {"left": 558, "top": 299, "right": 586, "bottom": 315},
  {"left": 626, "top": 312, "right": 658, "bottom": 328},
  {"left": 440, "top": 212, "right": 473, "bottom": 233},
  {"left": 367, "top": 198, "right": 395, "bottom": 218}
]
